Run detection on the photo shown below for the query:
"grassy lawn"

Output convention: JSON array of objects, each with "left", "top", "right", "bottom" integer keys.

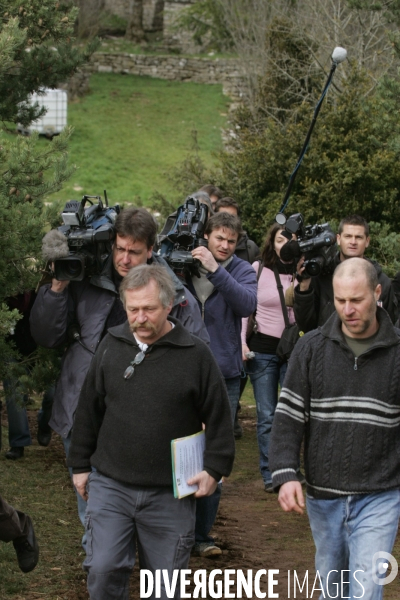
[
  {"left": 38, "top": 74, "right": 229, "bottom": 210},
  {"left": 97, "top": 37, "right": 237, "bottom": 60}
]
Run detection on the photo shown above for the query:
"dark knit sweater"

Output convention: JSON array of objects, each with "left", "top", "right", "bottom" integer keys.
[
  {"left": 270, "top": 307, "right": 400, "bottom": 499},
  {"left": 67, "top": 318, "right": 235, "bottom": 487}
]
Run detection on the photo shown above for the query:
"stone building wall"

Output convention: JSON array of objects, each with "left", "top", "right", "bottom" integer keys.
[
  {"left": 85, "top": 52, "right": 245, "bottom": 100},
  {"left": 162, "top": 1, "right": 202, "bottom": 53}
]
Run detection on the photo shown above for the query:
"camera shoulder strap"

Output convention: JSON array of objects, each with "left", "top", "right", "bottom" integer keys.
[
  {"left": 248, "top": 259, "right": 263, "bottom": 322},
  {"left": 273, "top": 267, "right": 290, "bottom": 329}
]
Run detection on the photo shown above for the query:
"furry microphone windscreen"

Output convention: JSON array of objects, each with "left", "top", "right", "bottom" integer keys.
[{"left": 42, "top": 230, "right": 69, "bottom": 262}]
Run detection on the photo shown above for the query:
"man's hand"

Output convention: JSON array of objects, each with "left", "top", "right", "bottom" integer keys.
[
  {"left": 296, "top": 257, "right": 311, "bottom": 292},
  {"left": 51, "top": 279, "right": 70, "bottom": 293},
  {"left": 50, "top": 264, "right": 70, "bottom": 293},
  {"left": 278, "top": 481, "right": 305, "bottom": 514},
  {"left": 187, "top": 470, "right": 218, "bottom": 497},
  {"left": 73, "top": 472, "right": 90, "bottom": 501},
  {"left": 191, "top": 247, "right": 219, "bottom": 273}
]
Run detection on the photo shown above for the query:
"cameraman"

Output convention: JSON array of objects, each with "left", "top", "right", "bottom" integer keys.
[
  {"left": 30, "top": 207, "right": 208, "bottom": 529},
  {"left": 214, "top": 197, "right": 260, "bottom": 264},
  {"left": 187, "top": 211, "right": 257, "bottom": 557},
  {"left": 294, "top": 215, "right": 398, "bottom": 332}
]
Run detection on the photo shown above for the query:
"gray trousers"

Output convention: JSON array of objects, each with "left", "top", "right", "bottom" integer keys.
[
  {"left": 0, "top": 494, "right": 29, "bottom": 543},
  {"left": 84, "top": 471, "right": 195, "bottom": 600}
]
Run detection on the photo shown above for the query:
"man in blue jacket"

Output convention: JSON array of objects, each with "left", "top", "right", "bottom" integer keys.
[{"left": 187, "top": 211, "right": 258, "bottom": 557}]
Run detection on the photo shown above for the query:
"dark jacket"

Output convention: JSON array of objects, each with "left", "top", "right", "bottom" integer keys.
[
  {"left": 30, "top": 253, "right": 209, "bottom": 438},
  {"left": 6, "top": 292, "right": 37, "bottom": 356},
  {"left": 186, "top": 254, "right": 257, "bottom": 378},
  {"left": 294, "top": 254, "right": 398, "bottom": 333},
  {"left": 234, "top": 232, "right": 260, "bottom": 264},
  {"left": 67, "top": 318, "right": 235, "bottom": 487},
  {"left": 270, "top": 307, "right": 400, "bottom": 499}
]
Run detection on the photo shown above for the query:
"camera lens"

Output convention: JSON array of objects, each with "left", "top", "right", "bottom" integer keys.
[
  {"left": 65, "top": 260, "right": 83, "bottom": 278},
  {"left": 54, "top": 256, "right": 85, "bottom": 281},
  {"left": 305, "top": 255, "right": 325, "bottom": 277}
]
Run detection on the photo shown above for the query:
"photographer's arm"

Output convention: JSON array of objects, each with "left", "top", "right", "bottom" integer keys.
[
  {"left": 30, "top": 281, "right": 71, "bottom": 348},
  {"left": 293, "top": 257, "right": 320, "bottom": 333},
  {"left": 191, "top": 247, "right": 257, "bottom": 316}
]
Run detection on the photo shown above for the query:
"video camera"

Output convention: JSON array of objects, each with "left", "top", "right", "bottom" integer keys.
[
  {"left": 42, "top": 193, "right": 120, "bottom": 281},
  {"left": 158, "top": 194, "right": 209, "bottom": 277},
  {"left": 277, "top": 212, "right": 337, "bottom": 276}
]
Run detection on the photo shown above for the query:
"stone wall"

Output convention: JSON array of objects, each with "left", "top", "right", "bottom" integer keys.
[{"left": 87, "top": 52, "right": 245, "bottom": 99}]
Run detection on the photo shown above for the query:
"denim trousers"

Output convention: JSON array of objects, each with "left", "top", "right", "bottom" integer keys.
[
  {"left": 307, "top": 490, "right": 400, "bottom": 600},
  {"left": 224, "top": 375, "right": 241, "bottom": 425},
  {"left": 246, "top": 353, "right": 287, "bottom": 484},
  {"left": 194, "top": 483, "right": 222, "bottom": 544},
  {"left": 193, "top": 374, "right": 238, "bottom": 546},
  {"left": 3, "top": 377, "right": 31, "bottom": 448},
  {"left": 84, "top": 471, "right": 195, "bottom": 600}
]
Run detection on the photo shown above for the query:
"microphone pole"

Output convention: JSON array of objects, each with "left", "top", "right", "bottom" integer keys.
[{"left": 278, "top": 47, "right": 347, "bottom": 216}]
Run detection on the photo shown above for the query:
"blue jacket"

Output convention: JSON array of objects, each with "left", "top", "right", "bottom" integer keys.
[{"left": 187, "top": 254, "right": 257, "bottom": 378}]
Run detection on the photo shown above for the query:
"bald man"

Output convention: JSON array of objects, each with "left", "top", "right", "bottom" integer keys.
[{"left": 269, "top": 258, "right": 400, "bottom": 600}]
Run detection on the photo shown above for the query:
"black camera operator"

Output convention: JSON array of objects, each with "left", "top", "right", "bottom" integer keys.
[
  {"left": 30, "top": 205, "right": 208, "bottom": 537},
  {"left": 294, "top": 214, "right": 398, "bottom": 332}
]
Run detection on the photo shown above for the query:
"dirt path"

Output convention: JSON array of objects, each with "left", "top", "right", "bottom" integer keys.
[{"left": 1, "top": 403, "right": 399, "bottom": 599}]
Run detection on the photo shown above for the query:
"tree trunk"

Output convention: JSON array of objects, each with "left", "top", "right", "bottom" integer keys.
[{"left": 125, "top": 0, "right": 145, "bottom": 42}]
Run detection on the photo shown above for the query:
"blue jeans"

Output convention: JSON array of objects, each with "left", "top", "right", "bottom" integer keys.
[
  {"left": 224, "top": 376, "right": 241, "bottom": 425},
  {"left": 246, "top": 353, "right": 287, "bottom": 484},
  {"left": 307, "top": 490, "right": 400, "bottom": 600},
  {"left": 194, "top": 483, "right": 222, "bottom": 544},
  {"left": 3, "top": 377, "right": 31, "bottom": 448}
]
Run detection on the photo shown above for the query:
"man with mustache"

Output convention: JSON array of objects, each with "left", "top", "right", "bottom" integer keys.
[{"left": 67, "top": 264, "right": 234, "bottom": 600}]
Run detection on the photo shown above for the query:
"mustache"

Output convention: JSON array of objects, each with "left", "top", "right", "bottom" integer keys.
[{"left": 129, "top": 321, "right": 157, "bottom": 334}]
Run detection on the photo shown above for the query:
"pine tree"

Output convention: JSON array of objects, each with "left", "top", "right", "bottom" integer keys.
[{"left": 0, "top": 0, "right": 96, "bottom": 380}]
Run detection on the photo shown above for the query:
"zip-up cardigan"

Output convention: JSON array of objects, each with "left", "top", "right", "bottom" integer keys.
[{"left": 270, "top": 307, "right": 400, "bottom": 499}]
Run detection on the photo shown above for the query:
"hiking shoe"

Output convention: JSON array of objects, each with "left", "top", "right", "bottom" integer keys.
[
  {"left": 233, "top": 421, "right": 243, "bottom": 439},
  {"left": 13, "top": 516, "right": 39, "bottom": 573},
  {"left": 193, "top": 542, "right": 222, "bottom": 557},
  {"left": 264, "top": 482, "right": 274, "bottom": 493},
  {"left": 37, "top": 427, "right": 52, "bottom": 447},
  {"left": 5, "top": 447, "right": 24, "bottom": 460}
]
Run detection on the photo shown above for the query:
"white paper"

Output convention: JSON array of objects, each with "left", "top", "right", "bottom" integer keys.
[{"left": 171, "top": 430, "right": 205, "bottom": 498}]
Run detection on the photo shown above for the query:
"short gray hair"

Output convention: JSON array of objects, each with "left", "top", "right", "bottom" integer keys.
[{"left": 119, "top": 264, "right": 176, "bottom": 308}]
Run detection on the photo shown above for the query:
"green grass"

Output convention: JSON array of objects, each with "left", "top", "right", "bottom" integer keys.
[
  {"left": 0, "top": 403, "right": 86, "bottom": 599},
  {"left": 41, "top": 73, "right": 229, "bottom": 209},
  {"left": 97, "top": 37, "right": 237, "bottom": 60}
]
